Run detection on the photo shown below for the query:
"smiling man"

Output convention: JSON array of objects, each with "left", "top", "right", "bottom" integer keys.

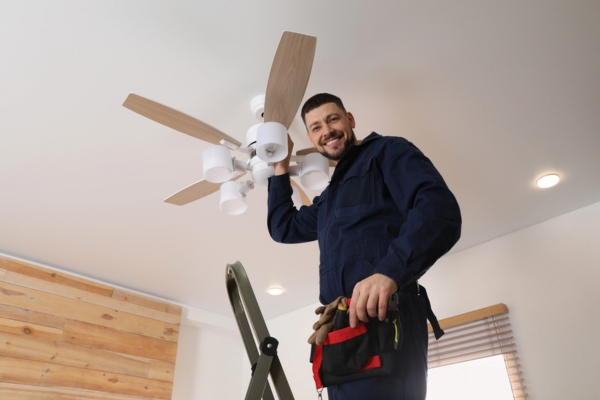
[
  {"left": 304, "top": 100, "right": 357, "bottom": 160},
  {"left": 267, "top": 93, "right": 462, "bottom": 400}
]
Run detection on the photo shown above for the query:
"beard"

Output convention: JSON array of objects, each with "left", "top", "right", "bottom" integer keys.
[{"left": 318, "top": 132, "right": 356, "bottom": 161}]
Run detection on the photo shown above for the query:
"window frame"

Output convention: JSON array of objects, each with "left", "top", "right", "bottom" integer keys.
[{"left": 427, "top": 304, "right": 528, "bottom": 399}]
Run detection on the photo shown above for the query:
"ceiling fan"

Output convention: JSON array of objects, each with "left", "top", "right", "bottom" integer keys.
[{"left": 123, "top": 31, "right": 330, "bottom": 215}]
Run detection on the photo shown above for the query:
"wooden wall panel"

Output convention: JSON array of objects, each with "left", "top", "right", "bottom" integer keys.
[
  {"left": 0, "top": 281, "right": 179, "bottom": 342},
  {"left": 0, "top": 355, "right": 45, "bottom": 385},
  {"left": 147, "top": 361, "right": 176, "bottom": 382},
  {"left": 0, "top": 382, "right": 153, "bottom": 400},
  {"left": 0, "top": 255, "right": 182, "bottom": 400},
  {"left": 112, "top": 289, "right": 182, "bottom": 316},
  {"left": 63, "top": 320, "right": 178, "bottom": 363},
  {"left": 0, "top": 304, "right": 66, "bottom": 329},
  {"left": 40, "top": 364, "right": 173, "bottom": 399},
  {"left": 0, "top": 258, "right": 113, "bottom": 297},
  {"left": 0, "top": 317, "right": 63, "bottom": 340},
  {"left": 5, "top": 273, "right": 180, "bottom": 325},
  {"left": 0, "top": 331, "right": 150, "bottom": 377}
]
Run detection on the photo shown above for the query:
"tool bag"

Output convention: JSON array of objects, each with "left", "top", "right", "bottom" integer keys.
[
  {"left": 309, "top": 285, "right": 444, "bottom": 390},
  {"left": 309, "top": 296, "right": 401, "bottom": 389}
]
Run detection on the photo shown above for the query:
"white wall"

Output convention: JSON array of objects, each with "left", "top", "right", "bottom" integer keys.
[
  {"left": 172, "top": 309, "right": 244, "bottom": 400},
  {"left": 175, "top": 303, "right": 319, "bottom": 399},
  {"left": 242, "top": 303, "right": 324, "bottom": 399}
]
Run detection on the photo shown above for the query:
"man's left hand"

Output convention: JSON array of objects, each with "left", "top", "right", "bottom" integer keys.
[{"left": 349, "top": 273, "right": 398, "bottom": 328}]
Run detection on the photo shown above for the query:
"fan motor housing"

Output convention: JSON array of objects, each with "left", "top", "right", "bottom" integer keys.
[{"left": 251, "top": 95, "right": 265, "bottom": 120}]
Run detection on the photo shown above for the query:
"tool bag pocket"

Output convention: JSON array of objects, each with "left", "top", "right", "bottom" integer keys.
[
  {"left": 322, "top": 323, "right": 371, "bottom": 375},
  {"left": 310, "top": 315, "right": 401, "bottom": 389}
]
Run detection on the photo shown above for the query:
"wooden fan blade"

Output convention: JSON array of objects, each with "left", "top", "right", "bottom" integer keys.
[
  {"left": 164, "top": 180, "right": 220, "bottom": 206},
  {"left": 123, "top": 93, "right": 242, "bottom": 147},
  {"left": 290, "top": 179, "right": 312, "bottom": 207},
  {"left": 164, "top": 174, "right": 245, "bottom": 206},
  {"left": 264, "top": 32, "right": 316, "bottom": 129},
  {"left": 295, "top": 147, "right": 316, "bottom": 156}
]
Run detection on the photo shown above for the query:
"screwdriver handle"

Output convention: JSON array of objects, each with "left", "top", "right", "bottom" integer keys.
[{"left": 333, "top": 305, "right": 348, "bottom": 331}]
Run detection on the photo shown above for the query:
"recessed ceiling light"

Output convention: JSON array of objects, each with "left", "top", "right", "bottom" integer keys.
[
  {"left": 536, "top": 174, "right": 560, "bottom": 188},
  {"left": 267, "top": 287, "right": 284, "bottom": 296}
]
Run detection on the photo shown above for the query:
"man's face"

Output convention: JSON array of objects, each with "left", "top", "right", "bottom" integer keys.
[{"left": 304, "top": 102, "right": 357, "bottom": 161}]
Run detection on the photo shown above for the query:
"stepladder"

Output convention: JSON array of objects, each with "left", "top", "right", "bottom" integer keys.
[{"left": 226, "top": 261, "right": 295, "bottom": 400}]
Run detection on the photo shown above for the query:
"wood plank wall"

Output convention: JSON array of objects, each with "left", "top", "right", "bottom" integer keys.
[{"left": 0, "top": 255, "right": 182, "bottom": 400}]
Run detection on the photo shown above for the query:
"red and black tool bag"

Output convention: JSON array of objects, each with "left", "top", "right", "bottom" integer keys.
[
  {"left": 310, "top": 285, "right": 444, "bottom": 389},
  {"left": 310, "top": 311, "right": 401, "bottom": 389}
]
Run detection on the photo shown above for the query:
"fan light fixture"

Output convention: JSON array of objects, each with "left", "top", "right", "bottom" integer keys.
[
  {"left": 206, "top": 117, "right": 329, "bottom": 214},
  {"left": 256, "top": 122, "right": 289, "bottom": 162},
  {"left": 123, "top": 31, "right": 320, "bottom": 215},
  {"left": 219, "top": 180, "right": 254, "bottom": 215},
  {"left": 249, "top": 157, "right": 275, "bottom": 186},
  {"left": 203, "top": 145, "right": 247, "bottom": 183},
  {"left": 292, "top": 152, "right": 330, "bottom": 190},
  {"left": 536, "top": 174, "right": 560, "bottom": 188}
]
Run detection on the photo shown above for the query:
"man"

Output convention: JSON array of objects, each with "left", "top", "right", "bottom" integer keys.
[{"left": 267, "top": 93, "right": 461, "bottom": 399}]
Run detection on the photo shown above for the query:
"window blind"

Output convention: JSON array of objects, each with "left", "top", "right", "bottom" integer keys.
[{"left": 427, "top": 304, "right": 527, "bottom": 399}]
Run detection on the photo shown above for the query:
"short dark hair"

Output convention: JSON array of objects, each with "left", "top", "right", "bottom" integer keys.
[{"left": 301, "top": 93, "right": 347, "bottom": 124}]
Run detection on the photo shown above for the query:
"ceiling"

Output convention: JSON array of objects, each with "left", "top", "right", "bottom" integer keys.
[{"left": 1, "top": 1, "right": 599, "bottom": 320}]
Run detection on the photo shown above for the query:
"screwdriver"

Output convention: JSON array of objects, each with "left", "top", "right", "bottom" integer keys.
[{"left": 333, "top": 304, "right": 348, "bottom": 331}]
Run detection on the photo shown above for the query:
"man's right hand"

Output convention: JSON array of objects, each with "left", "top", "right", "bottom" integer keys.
[
  {"left": 348, "top": 273, "right": 398, "bottom": 328},
  {"left": 273, "top": 134, "right": 294, "bottom": 175}
]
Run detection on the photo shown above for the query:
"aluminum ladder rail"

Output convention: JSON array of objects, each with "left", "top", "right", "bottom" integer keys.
[{"left": 226, "top": 261, "right": 295, "bottom": 400}]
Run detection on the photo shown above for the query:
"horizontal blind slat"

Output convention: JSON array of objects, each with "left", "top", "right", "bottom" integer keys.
[
  {"left": 430, "top": 330, "right": 514, "bottom": 353},
  {"left": 428, "top": 316, "right": 510, "bottom": 339},
  {"left": 429, "top": 337, "right": 515, "bottom": 360}
]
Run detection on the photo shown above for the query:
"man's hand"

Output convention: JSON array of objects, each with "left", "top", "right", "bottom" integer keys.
[
  {"left": 349, "top": 273, "right": 398, "bottom": 328},
  {"left": 273, "top": 134, "right": 294, "bottom": 175}
]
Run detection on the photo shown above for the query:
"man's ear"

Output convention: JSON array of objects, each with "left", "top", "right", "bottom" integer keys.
[{"left": 347, "top": 112, "right": 356, "bottom": 128}]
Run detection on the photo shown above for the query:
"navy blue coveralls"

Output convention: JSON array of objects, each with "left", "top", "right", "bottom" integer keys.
[{"left": 267, "top": 132, "right": 462, "bottom": 400}]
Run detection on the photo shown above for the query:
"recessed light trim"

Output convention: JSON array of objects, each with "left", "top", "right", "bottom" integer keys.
[
  {"left": 267, "top": 287, "right": 284, "bottom": 296},
  {"left": 536, "top": 174, "right": 560, "bottom": 188}
]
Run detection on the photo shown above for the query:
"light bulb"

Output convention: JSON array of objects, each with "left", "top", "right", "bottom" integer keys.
[
  {"left": 267, "top": 287, "right": 283, "bottom": 296},
  {"left": 536, "top": 174, "right": 560, "bottom": 188}
]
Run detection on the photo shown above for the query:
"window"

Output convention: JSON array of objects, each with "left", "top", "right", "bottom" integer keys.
[{"left": 427, "top": 304, "right": 527, "bottom": 399}]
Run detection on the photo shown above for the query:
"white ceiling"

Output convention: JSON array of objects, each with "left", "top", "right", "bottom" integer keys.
[{"left": 1, "top": 1, "right": 599, "bottom": 319}]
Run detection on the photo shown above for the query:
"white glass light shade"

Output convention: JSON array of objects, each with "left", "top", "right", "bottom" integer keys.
[
  {"left": 219, "top": 180, "right": 254, "bottom": 215},
  {"left": 245, "top": 123, "right": 261, "bottom": 149},
  {"left": 203, "top": 145, "right": 233, "bottom": 183},
  {"left": 299, "top": 153, "right": 329, "bottom": 190},
  {"left": 249, "top": 156, "right": 274, "bottom": 186},
  {"left": 256, "top": 122, "right": 288, "bottom": 162}
]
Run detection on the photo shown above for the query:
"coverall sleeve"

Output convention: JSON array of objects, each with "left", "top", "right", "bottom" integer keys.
[
  {"left": 267, "top": 173, "right": 319, "bottom": 244},
  {"left": 372, "top": 140, "right": 462, "bottom": 290}
]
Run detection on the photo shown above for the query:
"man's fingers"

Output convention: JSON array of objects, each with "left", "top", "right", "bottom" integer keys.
[
  {"left": 349, "top": 304, "right": 358, "bottom": 328},
  {"left": 355, "top": 296, "right": 368, "bottom": 324},
  {"left": 366, "top": 294, "right": 379, "bottom": 319},
  {"left": 273, "top": 134, "right": 295, "bottom": 175},
  {"left": 349, "top": 293, "right": 368, "bottom": 328},
  {"left": 378, "top": 295, "right": 388, "bottom": 321}
]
